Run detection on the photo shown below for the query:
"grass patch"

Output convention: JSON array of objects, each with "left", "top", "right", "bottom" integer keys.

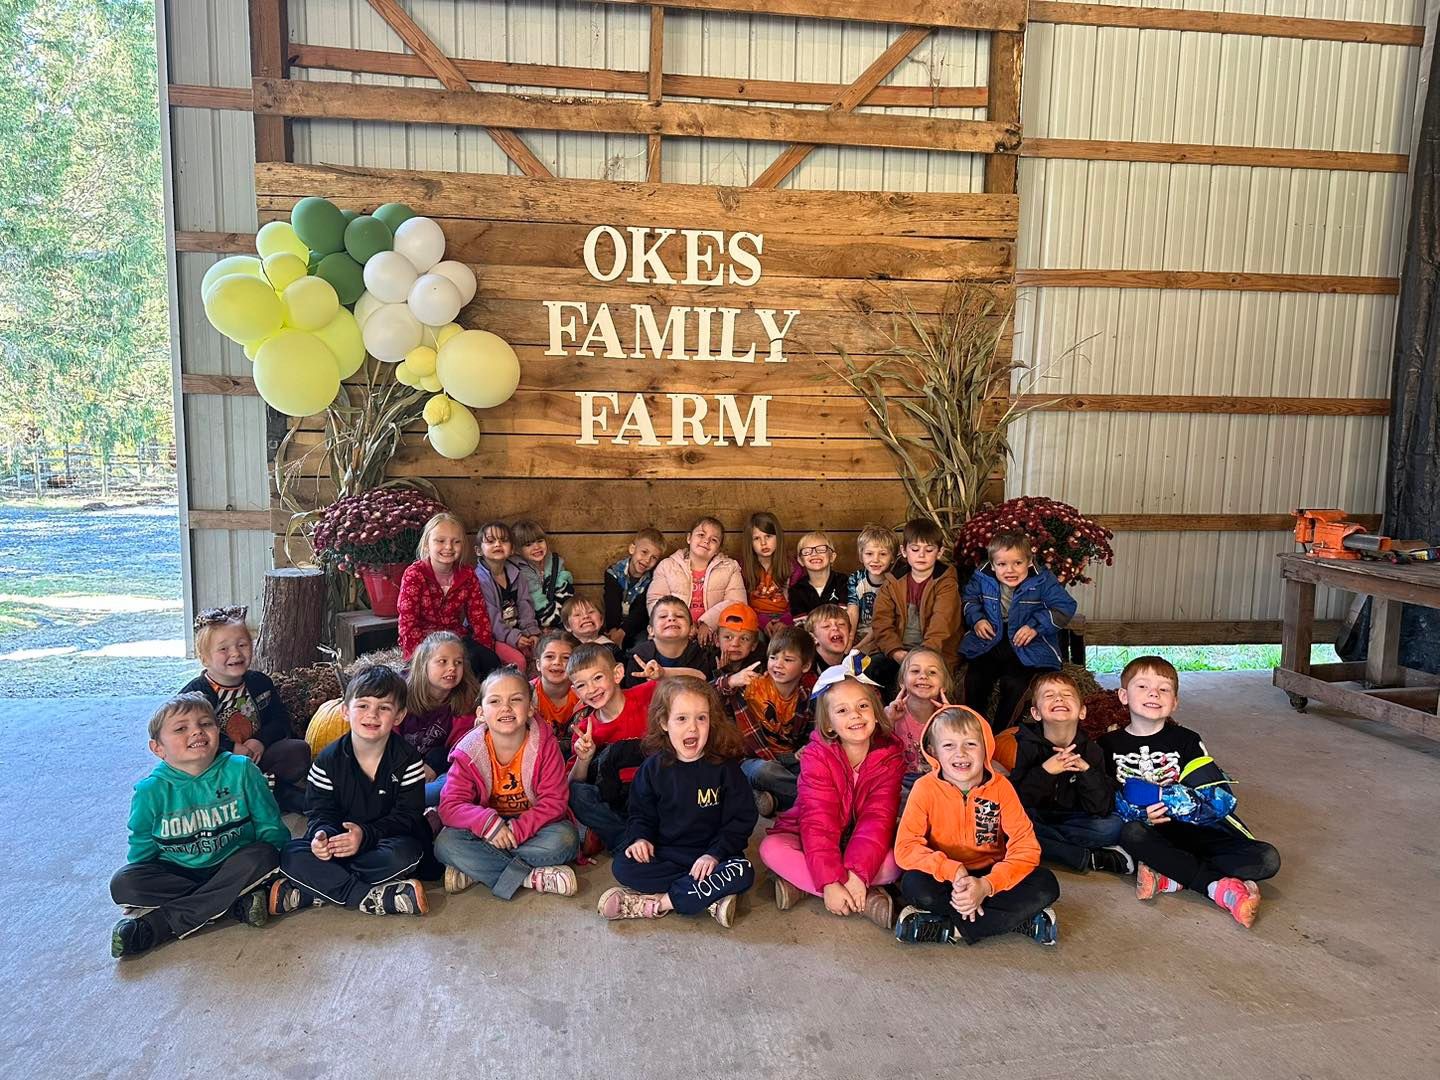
[{"left": 1089, "top": 644, "right": 1340, "bottom": 675}]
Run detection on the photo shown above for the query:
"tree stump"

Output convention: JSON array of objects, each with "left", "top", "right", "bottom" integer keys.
[{"left": 252, "top": 567, "right": 326, "bottom": 673}]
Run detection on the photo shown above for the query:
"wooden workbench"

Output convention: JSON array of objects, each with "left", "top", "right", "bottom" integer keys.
[{"left": 1274, "top": 553, "right": 1440, "bottom": 740}]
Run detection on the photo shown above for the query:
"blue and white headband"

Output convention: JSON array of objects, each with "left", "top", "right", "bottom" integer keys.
[{"left": 810, "top": 650, "right": 882, "bottom": 701}]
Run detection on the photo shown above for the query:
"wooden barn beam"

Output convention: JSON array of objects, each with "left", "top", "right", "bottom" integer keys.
[
  {"left": 1015, "top": 269, "right": 1400, "bottom": 295},
  {"left": 984, "top": 31, "right": 1023, "bottom": 194},
  {"left": 647, "top": 7, "right": 665, "bottom": 183},
  {"left": 1028, "top": 3, "right": 1425, "bottom": 46},
  {"left": 752, "top": 27, "right": 932, "bottom": 190},
  {"left": 247, "top": 0, "right": 291, "bottom": 162},
  {"left": 363, "top": 0, "right": 553, "bottom": 177},
  {"left": 1021, "top": 138, "right": 1408, "bottom": 174},
  {"left": 594, "top": 0, "right": 1024, "bottom": 34},
  {"left": 251, "top": 78, "right": 1021, "bottom": 154}
]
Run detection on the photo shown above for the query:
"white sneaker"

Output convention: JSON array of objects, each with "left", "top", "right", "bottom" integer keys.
[
  {"left": 444, "top": 866, "right": 475, "bottom": 895},
  {"left": 526, "top": 865, "right": 578, "bottom": 896}
]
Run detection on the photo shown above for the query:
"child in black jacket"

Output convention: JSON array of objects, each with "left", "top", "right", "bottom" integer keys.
[
  {"left": 1008, "top": 671, "right": 1129, "bottom": 873},
  {"left": 597, "top": 677, "right": 758, "bottom": 927},
  {"left": 271, "top": 666, "right": 433, "bottom": 917}
]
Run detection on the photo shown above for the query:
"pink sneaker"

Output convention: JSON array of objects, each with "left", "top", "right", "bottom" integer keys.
[
  {"left": 1212, "top": 877, "right": 1261, "bottom": 928},
  {"left": 1135, "top": 863, "right": 1181, "bottom": 900},
  {"left": 597, "top": 886, "right": 668, "bottom": 920},
  {"left": 526, "top": 865, "right": 578, "bottom": 896}
]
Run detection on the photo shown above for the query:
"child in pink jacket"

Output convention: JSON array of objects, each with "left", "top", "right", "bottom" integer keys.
[
  {"left": 434, "top": 668, "right": 578, "bottom": 899},
  {"left": 759, "top": 658, "right": 904, "bottom": 930},
  {"left": 647, "top": 516, "right": 746, "bottom": 645}
]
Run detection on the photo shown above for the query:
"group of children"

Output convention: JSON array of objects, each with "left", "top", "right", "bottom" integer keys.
[{"left": 109, "top": 510, "right": 1281, "bottom": 958}]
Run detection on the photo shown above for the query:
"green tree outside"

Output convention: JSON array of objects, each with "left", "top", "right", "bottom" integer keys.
[{"left": 0, "top": 0, "right": 172, "bottom": 457}]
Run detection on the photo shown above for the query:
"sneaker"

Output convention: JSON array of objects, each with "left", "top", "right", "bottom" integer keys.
[
  {"left": 709, "top": 894, "right": 739, "bottom": 928},
  {"left": 864, "top": 887, "right": 894, "bottom": 930},
  {"left": 268, "top": 878, "right": 321, "bottom": 916},
  {"left": 230, "top": 887, "right": 270, "bottom": 928},
  {"left": 526, "top": 865, "right": 578, "bottom": 896},
  {"left": 773, "top": 876, "right": 804, "bottom": 912},
  {"left": 1014, "top": 906, "right": 1059, "bottom": 946},
  {"left": 754, "top": 790, "right": 777, "bottom": 818},
  {"left": 1212, "top": 877, "right": 1261, "bottom": 928},
  {"left": 894, "top": 905, "right": 959, "bottom": 944},
  {"left": 1135, "top": 862, "right": 1181, "bottom": 900},
  {"left": 110, "top": 912, "right": 164, "bottom": 959},
  {"left": 580, "top": 829, "right": 606, "bottom": 860},
  {"left": 359, "top": 879, "right": 428, "bottom": 917},
  {"left": 1088, "top": 846, "right": 1136, "bottom": 875},
  {"left": 597, "top": 886, "right": 668, "bottom": 920},
  {"left": 444, "top": 866, "right": 475, "bottom": 895}
]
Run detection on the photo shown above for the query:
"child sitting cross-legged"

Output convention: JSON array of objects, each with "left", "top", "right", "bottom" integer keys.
[
  {"left": 628, "top": 595, "right": 714, "bottom": 684},
  {"left": 566, "top": 642, "right": 658, "bottom": 855},
  {"left": 1007, "top": 671, "right": 1130, "bottom": 874},
  {"left": 884, "top": 646, "right": 955, "bottom": 800},
  {"left": 401, "top": 631, "right": 479, "bottom": 808},
  {"left": 727, "top": 623, "right": 817, "bottom": 818},
  {"left": 109, "top": 694, "right": 289, "bottom": 958},
  {"left": 434, "top": 667, "right": 579, "bottom": 899},
  {"left": 531, "top": 630, "right": 580, "bottom": 752},
  {"left": 396, "top": 511, "right": 501, "bottom": 678},
  {"left": 961, "top": 530, "right": 1076, "bottom": 731},
  {"left": 894, "top": 706, "right": 1061, "bottom": 946},
  {"left": 475, "top": 520, "right": 540, "bottom": 668},
  {"left": 759, "top": 663, "right": 903, "bottom": 929},
  {"left": 711, "top": 603, "right": 767, "bottom": 695},
  {"left": 788, "top": 531, "right": 845, "bottom": 623},
  {"left": 512, "top": 518, "right": 575, "bottom": 630},
  {"left": 604, "top": 527, "right": 665, "bottom": 650},
  {"left": 270, "top": 665, "right": 432, "bottom": 918},
  {"left": 1101, "top": 656, "right": 1281, "bottom": 927},
  {"left": 180, "top": 606, "right": 311, "bottom": 812},
  {"left": 598, "top": 677, "right": 758, "bottom": 928}
]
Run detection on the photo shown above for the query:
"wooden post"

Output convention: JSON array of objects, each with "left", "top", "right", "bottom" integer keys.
[
  {"left": 1279, "top": 576, "right": 1316, "bottom": 676},
  {"left": 248, "top": 0, "right": 291, "bottom": 163},
  {"left": 983, "top": 30, "right": 1022, "bottom": 195},
  {"left": 1365, "top": 597, "right": 1402, "bottom": 687},
  {"left": 253, "top": 567, "right": 327, "bottom": 673},
  {"left": 647, "top": 6, "right": 665, "bottom": 182}
]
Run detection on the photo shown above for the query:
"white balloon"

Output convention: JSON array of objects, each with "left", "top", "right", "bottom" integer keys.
[
  {"left": 353, "top": 290, "right": 383, "bottom": 329},
  {"left": 393, "top": 216, "right": 447, "bottom": 273},
  {"left": 428, "top": 259, "right": 477, "bottom": 307},
  {"left": 361, "top": 302, "right": 423, "bottom": 362},
  {"left": 362, "top": 250, "right": 419, "bottom": 305},
  {"left": 408, "top": 274, "right": 463, "bottom": 327}
]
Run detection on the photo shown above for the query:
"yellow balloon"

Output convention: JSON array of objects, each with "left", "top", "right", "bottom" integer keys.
[
  {"left": 204, "top": 274, "right": 283, "bottom": 343},
  {"left": 262, "top": 252, "right": 308, "bottom": 292},
  {"left": 242, "top": 338, "right": 265, "bottom": 361},
  {"left": 313, "top": 308, "right": 366, "bottom": 379},
  {"left": 201, "top": 255, "right": 263, "bottom": 299},
  {"left": 422, "top": 393, "right": 452, "bottom": 426},
  {"left": 434, "top": 322, "right": 463, "bottom": 348},
  {"left": 435, "top": 330, "right": 521, "bottom": 409},
  {"left": 282, "top": 276, "right": 340, "bottom": 332},
  {"left": 394, "top": 361, "right": 419, "bottom": 387},
  {"left": 419, "top": 373, "right": 443, "bottom": 393},
  {"left": 256, "top": 220, "right": 310, "bottom": 262},
  {"left": 253, "top": 330, "right": 341, "bottom": 416},
  {"left": 428, "top": 406, "right": 480, "bottom": 460},
  {"left": 404, "top": 345, "right": 437, "bottom": 377}
]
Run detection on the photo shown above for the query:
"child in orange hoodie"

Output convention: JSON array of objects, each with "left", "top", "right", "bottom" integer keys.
[{"left": 894, "top": 705, "right": 1060, "bottom": 946}]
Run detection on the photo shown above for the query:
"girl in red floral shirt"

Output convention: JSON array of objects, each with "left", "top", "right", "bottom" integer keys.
[{"left": 397, "top": 512, "right": 501, "bottom": 678}]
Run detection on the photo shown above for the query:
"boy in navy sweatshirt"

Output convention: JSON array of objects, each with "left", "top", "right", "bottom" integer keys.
[
  {"left": 598, "top": 678, "right": 758, "bottom": 927},
  {"left": 110, "top": 693, "right": 289, "bottom": 958},
  {"left": 270, "top": 666, "right": 433, "bottom": 917}
]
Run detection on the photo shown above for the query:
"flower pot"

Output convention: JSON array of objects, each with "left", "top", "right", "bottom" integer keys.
[{"left": 359, "top": 563, "right": 408, "bottom": 617}]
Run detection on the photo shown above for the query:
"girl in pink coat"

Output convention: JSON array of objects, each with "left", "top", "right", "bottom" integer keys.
[
  {"left": 759, "top": 657, "right": 905, "bottom": 929},
  {"left": 646, "top": 516, "right": 746, "bottom": 645},
  {"left": 434, "top": 668, "right": 578, "bottom": 900}
]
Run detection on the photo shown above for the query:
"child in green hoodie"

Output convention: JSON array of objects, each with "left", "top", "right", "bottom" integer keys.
[{"left": 109, "top": 693, "right": 289, "bottom": 959}]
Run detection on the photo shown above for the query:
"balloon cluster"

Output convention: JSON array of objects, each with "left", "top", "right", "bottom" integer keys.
[{"left": 198, "top": 197, "right": 521, "bottom": 460}]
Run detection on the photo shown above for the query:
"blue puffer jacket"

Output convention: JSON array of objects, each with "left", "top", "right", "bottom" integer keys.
[{"left": 959, "top": 564, "right": 1076, "bottom": 669}]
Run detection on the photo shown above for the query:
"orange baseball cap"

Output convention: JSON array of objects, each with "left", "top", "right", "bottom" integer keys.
[{"left": 717, "top": 603, "right": 760, "bottom": 634}]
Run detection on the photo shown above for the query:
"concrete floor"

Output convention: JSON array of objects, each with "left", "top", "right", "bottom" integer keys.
[{"left": 3, "top": 671, "right": 1437, "bottom": 1079}]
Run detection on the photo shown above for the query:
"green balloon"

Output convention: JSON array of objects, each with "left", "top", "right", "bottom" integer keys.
[
  {"left": 372, "top": 202, "right": 416, "bottom": 232},
  {"left": 341, "top": 209, "right": 360, "bottom": 223},
  {"left": 315, "top": 251, "right": 366, "bottom": 306},
  {"left": 343, "top": 215, "right": 393, "bottom": 264},
  {"left": 291, "top": 196, "right": 347, "bottom": 256},
  {"left": 308, "top": 251, "right": 321, "bottom": 273}
]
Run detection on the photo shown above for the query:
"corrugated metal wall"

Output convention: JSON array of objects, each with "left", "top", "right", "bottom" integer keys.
[
  {"left": 164, "top": 0, "right": 1431, "bottom": 630},
  {"left": 1012, "top": 0, "right": 1428, "bottom": 623}
]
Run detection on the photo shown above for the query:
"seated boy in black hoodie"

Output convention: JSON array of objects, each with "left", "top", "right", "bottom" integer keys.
[
  {"left": 270, "top": 665, "right": 433, "bottom": 918},
  {"left": 1008, "top": 671, "right": 1130, "bottom": 874}
]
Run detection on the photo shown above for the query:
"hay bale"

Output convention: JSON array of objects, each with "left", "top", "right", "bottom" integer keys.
[{"left": 270, "top": 663, "right": 343, "bottom": 739}]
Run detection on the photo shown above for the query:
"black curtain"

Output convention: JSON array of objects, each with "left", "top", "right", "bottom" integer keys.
[{"left": 1347, "top": 42, "right": 1440, "bottom": 672}]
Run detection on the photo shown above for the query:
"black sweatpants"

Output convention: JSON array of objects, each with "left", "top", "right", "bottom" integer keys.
[
  {"left": 611, "top": 851, "right": 754, "bottom": 915},
  {"left": 898, "top": 865, "right": 1060, "bottom": 944},
  {"left": 1118, "top": 820, "right": 1281, "bottom": 895},
  {"left": 963, "top": 637, "right": 1041, "bottom": 730},
  {"left": 110, "top": 842, "right": 279, "bottom": 938},
  {"left": 279, "top": 836, "right": 425, "bottom": 908},
  {"left": 463, "top": 639, "right": 503, "bottom": 680}
]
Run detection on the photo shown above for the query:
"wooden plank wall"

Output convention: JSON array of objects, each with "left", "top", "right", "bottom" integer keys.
[{"left": 257, "top": 163, "right": 1019, "bottom": 589}]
